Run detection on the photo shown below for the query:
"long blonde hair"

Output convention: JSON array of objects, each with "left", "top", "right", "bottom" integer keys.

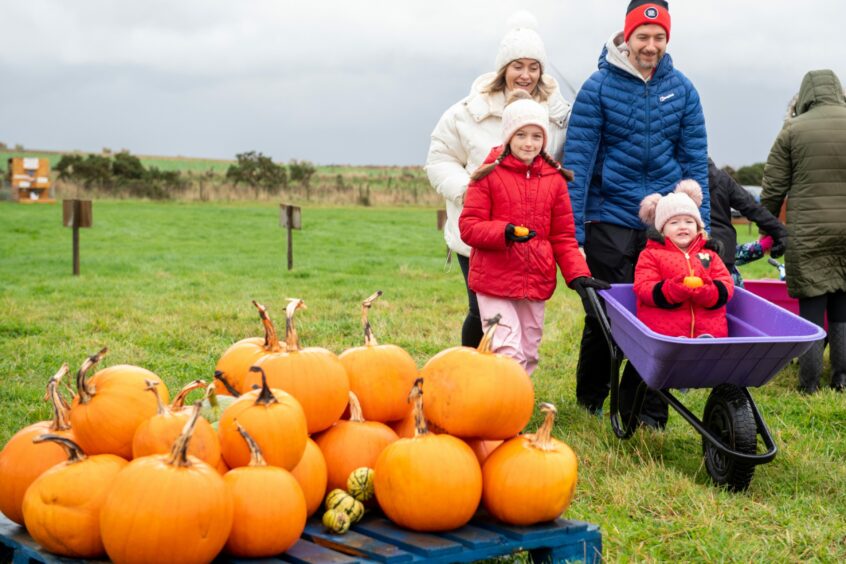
[{"left": 482, "top": 64, "right": 554, "bottom": 103}]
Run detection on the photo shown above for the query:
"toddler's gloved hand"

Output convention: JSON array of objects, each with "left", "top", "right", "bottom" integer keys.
[
  {"left": 690, "top": 276, "right": 718, "bottom": 307},
  {"left": 662, "top": 275, "right": 692, "bottom": 304}
]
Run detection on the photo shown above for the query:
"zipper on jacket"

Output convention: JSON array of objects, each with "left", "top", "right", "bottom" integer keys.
[
  {"left": 523, "top": 167, "right": 530, "bottom": 298},
  {"left": 683, "top": 250, "right": 696, "bottom": 337},
  {"left": 643, "top": 82, "right": 651, "bottom": 189}
]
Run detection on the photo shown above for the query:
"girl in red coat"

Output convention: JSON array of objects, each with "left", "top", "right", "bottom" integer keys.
[
  {"left": 635, "top": 180, "right": 734, "bottom": 338},
  {"left": 459, "top": 91, "right": 608, "bottom": 375}
]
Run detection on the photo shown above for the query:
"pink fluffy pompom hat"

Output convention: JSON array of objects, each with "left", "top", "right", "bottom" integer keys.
[{"left": 639, "top": 179, "right": 704, "bottom": 233}]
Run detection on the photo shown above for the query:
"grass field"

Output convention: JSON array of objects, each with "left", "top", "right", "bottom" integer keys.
[{"left": 1, "top": 201, "right": 844, "bottom": 561}]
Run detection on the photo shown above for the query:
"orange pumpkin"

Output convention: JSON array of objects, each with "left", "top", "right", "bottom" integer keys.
[
  {"left": 214, "top": 301, "right": 280, "bottom": 396},
  {"left": 422, "top": 316, "right": 534, "bottom": 439},
  {"left": 131, "top": 380, "right": 221, "bottom": 467},
  {"left": 243, "top": 299, "right": 350, "bottom": 434},
  {"left": 100, "top": 403, "right": 233, "bottom": 564},
  {"left": 0, "top": 366, "right": 76, "bottom": 525},
  {"left": 465, "top": 438, "right": 504, "bottom": 466},
  {"left": 224, "top": 423, "right": 307, "bottom": 557},
  {"left": 390, "top": 408, "right": 446, "bottom": 438},
  {"left": 22, "top": 435, "right": 127, "bottom": 558},
  {"left": 374, "top": 379, "right": 482, "bottom": 532},
  {"left": 290, "top": 438, "right": 328, "bottom": 517},
  {"left": 70, "top": 348, "right": 169, "bottom": 459},
  {"left": 314, "top": 391, "right": 398, "bottom": 493},
  {"left": 482, "top": 403, "right": 578, "bottom": 526},
  {"left": 339, "top": 291, "right": 418, "bottom": 423},
  {"left": 218, "top": 366, "right": 308, "bottom": 470}
]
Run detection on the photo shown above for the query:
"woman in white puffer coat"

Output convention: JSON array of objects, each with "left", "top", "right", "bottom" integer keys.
[{"left": 425, "top": 12, "right": 571, "bottom": 346}]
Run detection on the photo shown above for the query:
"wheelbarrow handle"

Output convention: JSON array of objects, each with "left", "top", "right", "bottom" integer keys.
[
  {"left": 584, "top": 287, "right": 617, "bottom": 361},
  {"left": 584, "top": 287, "right": 639, "bottom": 438}
]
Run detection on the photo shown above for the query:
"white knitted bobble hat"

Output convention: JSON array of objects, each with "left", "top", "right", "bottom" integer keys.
[
  {"left": 639, "top": 179, "right": 704, "bottom": 233},
  {"left": 494, "top": 11, "right": 548, "bottom": 71},
  {"left": 501, "top": 90, "right": 549, "bottom": 145}
]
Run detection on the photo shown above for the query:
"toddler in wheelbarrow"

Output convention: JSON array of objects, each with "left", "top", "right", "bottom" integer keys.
[{"left": 584, "top": 180, "right": 826, "bottom": 491}]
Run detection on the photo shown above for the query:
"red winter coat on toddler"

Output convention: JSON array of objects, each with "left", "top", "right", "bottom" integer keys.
[
  {"left": 459, "top": 148, "right": 590, "bottom": 301},
  {"left": 634, "top": 233, "right": 734, "bottom": 338}
]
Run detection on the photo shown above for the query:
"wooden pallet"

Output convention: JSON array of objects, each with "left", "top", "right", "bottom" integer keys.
[{"left": 1, "top": 512, "right": 601, "bottom": 563}]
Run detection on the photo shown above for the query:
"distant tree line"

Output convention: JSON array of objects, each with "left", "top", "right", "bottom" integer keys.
[
  {"left": 720, "top": 163, "right": 766, "bottom": 186},
  {"left": 52, "top": 149, "right": 317, "bottom": 200},
  {"left": 225, "top": 151, "right": 316, "bottom": 198},
  {"left": 56, "top": 151, "right": 186, "bottom": 199}
]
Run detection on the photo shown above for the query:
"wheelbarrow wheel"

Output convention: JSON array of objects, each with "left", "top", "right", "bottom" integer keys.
[{"left": 702, "top": 384, "right": 757, "bottom": 492}]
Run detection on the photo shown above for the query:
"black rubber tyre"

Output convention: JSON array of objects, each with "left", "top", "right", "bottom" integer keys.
[{"left": 702, "top": 384, "right": 757, "bottom": 492}]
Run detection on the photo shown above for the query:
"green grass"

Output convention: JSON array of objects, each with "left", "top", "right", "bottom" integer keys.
[{"left": 1, "top": 201, "right": 845, "bottom": 561}]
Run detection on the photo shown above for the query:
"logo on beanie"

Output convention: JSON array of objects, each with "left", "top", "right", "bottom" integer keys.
[{"left": 644, "top": 7, "right": 658, "bottom": 18}]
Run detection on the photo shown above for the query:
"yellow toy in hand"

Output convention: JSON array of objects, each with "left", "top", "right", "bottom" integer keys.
[
  {"left": 513, "top": 226, "right": 530, "bottom": 237},
  {"left": 683, "top": 276, "right": 703, "bottom": 289}
]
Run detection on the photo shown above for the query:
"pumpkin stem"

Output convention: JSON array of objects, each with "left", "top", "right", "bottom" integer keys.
[
  {"left": 284, "top": 298, "right": 307, "bottom": 352},
  {"left": 235, "top": 420, "right": 267, "bottom": 467},
  {"left": 46, "top": 365, "right": 72, "bottom": 432},
  {"left": 204, "top": 383, "right": 220, "bottom": 409},
  {"left": 213, "top": 370, "right": 241, "bottom": 397},
  {"left": 33, "top": 434, "right": 86, "bottom": 463},
  {"left": 75, "top": 347, "right": 108, "bottom": 405},
  {"left": 477, "top": 315, "right": 503, "bottom": 354},
  {"left": 348, "top": 391, "right": 365, "bottom": 423},
  {"left": 248, "top": 366, "right": 278, "bottom": 406},
  {"left": 168, "top": 401, "right": 202, "bottom": 468},
  {"left": 529, "top": 403, "right": 558, "bottom": 452},
  {"left": 145, "top": 379, "right": 168, "bottom": 416},
  {"left": 361, "top": 291, "right": 383, "bottom": 346},
  {"left": 44, "top": 364, "right": 72, "bottom": 411},
  {"left": 253, "top": 300, "right": 283, "bottom": 353},
  {"left": 171, "top": 379, "right": 207, "bottom": 410},
  {"left": 408, "top": 377, "right": 427, "bottom": 437}
]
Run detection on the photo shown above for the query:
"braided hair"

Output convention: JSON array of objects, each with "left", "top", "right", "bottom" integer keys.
[
  {"left": 540, "top": 150, "right": 574, "bottom": 182},
  {"left": 470, "top": 146, "right": 575, "bottom": 182},
  {"left": 470, "top": 146, "right": 512, "bottom": 181}
]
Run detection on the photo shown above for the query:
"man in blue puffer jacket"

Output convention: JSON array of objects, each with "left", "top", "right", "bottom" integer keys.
[{"left": 563, "top": 0, "right": 709, "bottom": 429}]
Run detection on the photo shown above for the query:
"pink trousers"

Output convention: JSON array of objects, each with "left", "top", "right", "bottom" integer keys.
[{"left": 477, "top": 293, "right": 546, "bottom": 376}]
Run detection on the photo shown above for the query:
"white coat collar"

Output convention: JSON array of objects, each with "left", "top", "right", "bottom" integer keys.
[{"left": 464, "top": 72, "right": 571, "bottom": 129}]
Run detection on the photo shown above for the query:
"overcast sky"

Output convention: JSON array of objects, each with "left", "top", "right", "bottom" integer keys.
[{"left": 1, "top": 1, "right": 843, "bottom": 169}]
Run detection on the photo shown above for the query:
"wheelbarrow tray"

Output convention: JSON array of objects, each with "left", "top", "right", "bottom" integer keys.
[
  {"left": 598, "top": 285, "right": 826, "bottom": 390},
  {"left": 744, "top": 279, "right": 828, "bottom": 331}
]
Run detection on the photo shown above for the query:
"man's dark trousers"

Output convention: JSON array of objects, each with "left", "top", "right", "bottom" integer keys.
[{"left": 576, "top": 223, "right": 668, "bottom": 426}]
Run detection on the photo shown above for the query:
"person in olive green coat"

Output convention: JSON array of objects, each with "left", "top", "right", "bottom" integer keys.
[{"left": 761, "top": 69, "right": 846, "bottom": 394}]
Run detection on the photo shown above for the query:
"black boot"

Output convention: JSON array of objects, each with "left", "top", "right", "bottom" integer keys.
[
  {"left": 798, "top": 339, "right": 825, "bottom": 394},
  {"left": 829, "top": 323, "right": 846, "bottom": 392}
]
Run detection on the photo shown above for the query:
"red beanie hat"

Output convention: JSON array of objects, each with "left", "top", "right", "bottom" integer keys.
[{"left": 624, "top": 0, "right": 671, "bottom": 42}]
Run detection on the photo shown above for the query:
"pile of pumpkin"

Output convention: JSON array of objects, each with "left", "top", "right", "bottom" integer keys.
[{"left": 0, "top": 292, "right": 579, "bottom": 563}]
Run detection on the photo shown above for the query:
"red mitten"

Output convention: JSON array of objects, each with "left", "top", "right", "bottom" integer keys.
[
  {"left": 691, "top": 276, "right": 718, "bottom": 307},
  {"left": 662, "top": 275, "right": 692, "bottom": 304}
]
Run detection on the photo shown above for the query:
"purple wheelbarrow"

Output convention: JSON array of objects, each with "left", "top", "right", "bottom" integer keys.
[{"left": 586, "top": 284, "right": 826, "bottom": 491}]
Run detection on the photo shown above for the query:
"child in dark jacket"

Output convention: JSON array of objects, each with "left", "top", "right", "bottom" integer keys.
[
  {"left": 708, "top": 158, "right": 788, "bottom": 286},
  {"left": 459, "top": 91, "right": 608, "bottom": 374},
  {"left": 635, "top": 180, "right": 735, "bottom": 338}
]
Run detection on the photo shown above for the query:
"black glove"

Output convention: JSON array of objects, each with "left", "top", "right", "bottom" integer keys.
[
  {"left": 505, "top": 223, "right": 536, "bottom": 243},
  {"left": 703, "top": 237, "right": 724, "bottom": 256},
  {"left": 770, "top": 236, "right": 787, "bottom": 259},
  {"left": 570, "top": 276, "right": 612, "bottom": 299}
]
